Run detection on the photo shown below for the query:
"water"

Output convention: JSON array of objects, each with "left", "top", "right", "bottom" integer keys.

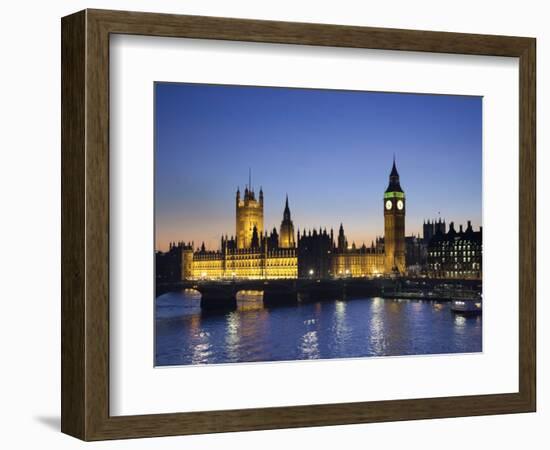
[{"left": 155, "top": 289, "right": 482, "bottom": 366}]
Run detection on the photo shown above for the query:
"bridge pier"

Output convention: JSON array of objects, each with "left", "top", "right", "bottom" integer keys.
[
  {"left": 263, "top": 287, "right": 298, "bottom": 307},
  {"left": 343, "top": 279, "right": 382, "bottom": 299},
  {"left": 299, "top": 280, "right": 345, "bottom": 302},
  {"left": 199, "top": 287, "right": 237, "bottom": 312}
]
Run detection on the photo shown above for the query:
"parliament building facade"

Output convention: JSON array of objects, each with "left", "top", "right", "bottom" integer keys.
[{"left": 157, "top": 160, "right": 408, "bottom": 281}]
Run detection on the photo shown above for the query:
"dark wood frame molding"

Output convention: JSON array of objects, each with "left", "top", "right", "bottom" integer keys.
[{"left": 61, "top": 9, "right": 536, "bottom": 441}]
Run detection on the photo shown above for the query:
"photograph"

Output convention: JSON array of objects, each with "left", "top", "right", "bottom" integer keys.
[{"left": 154, "top": 83, "right": 483, "bottom": 367}]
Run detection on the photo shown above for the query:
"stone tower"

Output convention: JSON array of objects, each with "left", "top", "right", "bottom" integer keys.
[
  {"left": 279, "top": 195, "right": 295, "bottom": 248},
  {"left": 235, "top": 172, "right": 264, "bottom": 249},
  {"left": 337, "top": 223, "right": 347, "bottom": 252},
  {"left": 383, "top": 158, "right": 406, "bottom": 274},
  {"left": 181, "top": 244, "right": 194, "bottom": 280}
]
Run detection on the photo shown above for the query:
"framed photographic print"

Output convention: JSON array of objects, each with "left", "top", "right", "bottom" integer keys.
[{"left": 61, "top": 9, "right": 536, "bottom": 440}]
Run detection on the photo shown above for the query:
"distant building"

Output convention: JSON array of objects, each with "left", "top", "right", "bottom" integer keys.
[
  {"left": 423, "top": 218, "right": 446, "bottom": 244},
  {"left": 405, "top": 235, "right": 427, "bottom": 274},
  {"left": 427, "top": 220, "right": 482, "bottom": 279},
  {"left": 297, "top": 227, "right": 333, "bottom": 279},
  {"left": 155, "top": 241, "right": 192, "bottom": 283}
]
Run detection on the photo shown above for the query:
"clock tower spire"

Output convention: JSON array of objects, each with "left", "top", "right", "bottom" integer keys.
[{"left": 384, "top": 158, "right": 406, "bottom": 274}]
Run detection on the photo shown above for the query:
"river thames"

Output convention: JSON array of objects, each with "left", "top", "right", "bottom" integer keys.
[{"left": 155, "top": 289, "right": 482, "bottom": 366}]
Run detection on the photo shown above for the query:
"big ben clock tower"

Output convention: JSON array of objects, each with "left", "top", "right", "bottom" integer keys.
[{"left": 384, "top": 158, "right": 406, "bottom": 274}]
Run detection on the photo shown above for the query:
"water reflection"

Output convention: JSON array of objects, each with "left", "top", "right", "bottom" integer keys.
[
  {"left": 369, "top": 297, "right": 387, "bottom": 355},
  {"left": 155, "top": 291, "right": 482, "bottom": 366},
  {"left": 225, "top": 312, "right": 241, "bottom": 361},
  {"left": 333, "top": 300, "right": 349, "bottom": 346},
  {"left": 454, "top": 314, "right": 467, "bottom": 328},
  {"left": 301, "top": 331, "right": 319, "bottom": 359},
  {"left": 236, "top": 290, "right": 264, "bottom": 312},
  {"left": 191, "top": 332, "right": 211, "bottom": 365}
]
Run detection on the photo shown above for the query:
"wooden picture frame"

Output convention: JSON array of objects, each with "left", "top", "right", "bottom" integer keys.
[{"left": 61, "top": 9, "right": 536, "bottom": 441}]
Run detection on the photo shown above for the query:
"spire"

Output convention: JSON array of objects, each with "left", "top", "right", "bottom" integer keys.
[
  {"left": 385, "top": 157, "right": 403, "bottom": 193},
  {"left": 249, "top": 167, "right": 252, "bottom": 193},
  {"left": 251, "top": 225, "right": 259, "bottom": 248},
  {"left": 283, "top": 194, "right": 291, "bottom": 221},
  {"left": 390, "top": 155, "right": 399, "bottom": 177},
  {"left": 337, "top": 223, "right": 346, "bottom": 251}
]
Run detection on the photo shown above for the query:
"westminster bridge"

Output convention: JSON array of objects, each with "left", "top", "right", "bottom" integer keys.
[{"left": 156, "top": 277, "right": 482, "bottom": 312}]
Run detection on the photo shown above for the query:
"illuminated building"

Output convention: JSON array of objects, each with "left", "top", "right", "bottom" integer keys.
[
  {"left": 180, "top": 188, "right": 297, "bottom": 279},
  {"left": 156, "top": 160, "right": 410, "bottom": 281},
  {"left": 236, "top": 177, "right": 264, "bottom": 249},
  {"left": 188, "top": 239, "right": 297, "bottom": 280},
  {"left": 427, "top": 221, "right": 482, "bottom": 279},
  {"left": 383, "top": 158, "right": 406, "bottom": 273},
  {"left": 328, "top": 224, "right": 385, "bottom": 278},
  {"left": 326, "top": 159, "right": 407, "bottom": 278}
]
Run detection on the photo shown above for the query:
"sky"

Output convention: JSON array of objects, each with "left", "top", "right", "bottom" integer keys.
[{"left": 155, "top": 82, "right": 482, "bottom": 252}]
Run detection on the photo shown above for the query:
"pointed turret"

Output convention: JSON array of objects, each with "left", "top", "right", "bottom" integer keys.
[
  {"left": 283, "top": 194, "right": 291, "bottom": 221},
  {"left": 337, "top": 223, "right": 346, "bottom": 251},
  {"left": 279, "top": 195, "right": 295, "bottom": 248},
  {"left": 385, "top": 157, "right": 403, "bottom": 193},
  {"left": 251, "top": 225, "right": 260, "bottom": 248}
]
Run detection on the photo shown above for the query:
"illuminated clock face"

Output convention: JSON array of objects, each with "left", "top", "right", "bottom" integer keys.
[
  {"left": 385, "top": 200, "right": 392, "bottom": 210},
  {"left": 397, "top": 199, "right": 404, "bottom": 210}
]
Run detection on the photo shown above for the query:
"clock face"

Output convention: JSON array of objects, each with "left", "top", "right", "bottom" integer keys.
[
  {"left": 385, "top": 200, "right": 392, "bottom": 210},
  {"left": 397, "top": 199, "right": 404, "bottom": 210}
]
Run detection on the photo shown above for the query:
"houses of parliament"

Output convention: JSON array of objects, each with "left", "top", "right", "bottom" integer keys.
[{"left": 157, "top": 159, "right": 408, "bottom": 281}]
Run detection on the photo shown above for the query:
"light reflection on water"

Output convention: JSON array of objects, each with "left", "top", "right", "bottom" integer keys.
[
  {"left": 369, "top": 297, "right": 388, "bottom": 355},
  {"left": 155, "top": 290, "right": 482, "bottom": 367}
]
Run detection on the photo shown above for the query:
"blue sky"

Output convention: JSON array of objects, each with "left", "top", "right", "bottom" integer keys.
[{"left": 155, "top": 82, "right": 482, "bottom": 252}]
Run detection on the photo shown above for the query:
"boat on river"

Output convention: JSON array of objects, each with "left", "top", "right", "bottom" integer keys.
[{"left": 451, "top": 297, "right": 482, "bottom": 315}]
